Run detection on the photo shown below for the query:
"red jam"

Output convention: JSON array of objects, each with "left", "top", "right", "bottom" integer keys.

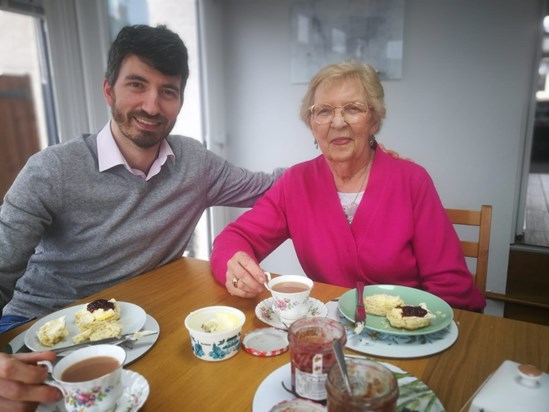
[
  {"left": 399, "top": 305, "right": 428, "bottom": 317},
  {"left": 288, "top": 318, "right": 346, "bottom": 401},
  {"left": 86, "top": 299, "right": 114, "bottom": 313}
]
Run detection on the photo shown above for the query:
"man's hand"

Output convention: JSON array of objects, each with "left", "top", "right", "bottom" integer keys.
[{"left": 0, "top": 351, "right": 62, "bottom": 411}]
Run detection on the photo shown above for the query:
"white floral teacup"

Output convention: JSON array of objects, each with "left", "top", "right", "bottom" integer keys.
[
  {"left": 265, "top": 273, "right": 313, "bottom": 321},
  {"left": 40, "top": 344, "right": 126, "bottom": 412}
]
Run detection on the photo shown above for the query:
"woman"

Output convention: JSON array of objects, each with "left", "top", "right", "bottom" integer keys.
[{"left": 210, "top": 62, "right": 485, "bottom": 311}]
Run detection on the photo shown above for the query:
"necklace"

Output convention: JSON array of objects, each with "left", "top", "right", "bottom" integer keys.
[{"left": 341, "top": 154, "right": 373, "bottom": 224}]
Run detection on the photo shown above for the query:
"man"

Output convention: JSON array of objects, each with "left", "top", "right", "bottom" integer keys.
[{"left": 0, "top": 24, "right": 280, "bottom": 409}]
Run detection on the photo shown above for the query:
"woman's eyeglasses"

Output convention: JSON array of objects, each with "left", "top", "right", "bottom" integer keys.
[{"left": 309, "top": 102, "right": 370, "bottom": 125}]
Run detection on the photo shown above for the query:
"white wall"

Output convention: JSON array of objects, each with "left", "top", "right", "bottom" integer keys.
[{"left": 201, "top": 0, "right": 542, "bottom": 315}]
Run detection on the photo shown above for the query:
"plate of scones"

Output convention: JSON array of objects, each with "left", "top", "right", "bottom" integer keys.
[
  {"left": 338, "top": 285, "right": 453, "bottom": 336},
  {"left": 24, "top": 298, "right": 146, "bottom": 352}
]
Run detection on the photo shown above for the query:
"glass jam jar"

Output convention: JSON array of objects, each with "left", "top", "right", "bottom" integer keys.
[
  {"left": 288, "top": 317, "right": 346, "bottom": 402},
  {"left": 326, "top": 358, "right": 398, "bottom": 411}
]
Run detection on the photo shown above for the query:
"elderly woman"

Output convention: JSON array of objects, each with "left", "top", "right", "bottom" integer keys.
[{"left": 210, "top": 62, "right": 485, "bottom": 311}]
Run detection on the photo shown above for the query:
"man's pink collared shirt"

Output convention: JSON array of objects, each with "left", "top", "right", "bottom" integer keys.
[{"left": 97, "top": 122, "right": 174, "bottom": 180}]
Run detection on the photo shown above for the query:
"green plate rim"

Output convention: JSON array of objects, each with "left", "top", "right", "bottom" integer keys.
[{"left": 337, "top": 284, "right": 454, "bottom": 336}]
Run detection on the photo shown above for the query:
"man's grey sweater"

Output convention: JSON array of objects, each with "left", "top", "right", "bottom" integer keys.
[{"left": 0, "top": 133, "right": 280, "bottom": 318}]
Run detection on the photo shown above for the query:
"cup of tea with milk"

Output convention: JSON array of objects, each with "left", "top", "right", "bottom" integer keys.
[
  {"left": 39, "top": 344, "right": 126, "bottom": 412},
  {"left": 264, "top": 273, "right": 313, "bottom": 322}
]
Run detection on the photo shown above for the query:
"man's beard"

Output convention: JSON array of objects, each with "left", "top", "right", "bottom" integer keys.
[{"left": 111, "top": 104, "right": 174, "bottom": 149}]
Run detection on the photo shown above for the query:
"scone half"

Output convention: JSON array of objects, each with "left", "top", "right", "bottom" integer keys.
[
  {"left": 364, "top": 294, "right": 405, "bottom": 316},
  {"left": 386, "top": 303, "right": 435, "bottom": 330}
]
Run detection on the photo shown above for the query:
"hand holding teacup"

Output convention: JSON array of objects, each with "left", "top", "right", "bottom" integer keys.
[
  {"left": 264, "top": 273, "right": 313, "bottom": 322},
  {"left": 225, "top": 251, "right": 274, "bottom": 298},
  {"left": 0, "top": 351, "right": 62, "bottom": 410},
  {"left": 39, "top": 344, "right": 126, "bottom": 412},
  {"left": 224, "top": 252, "right": 314, "bottom": 317}
]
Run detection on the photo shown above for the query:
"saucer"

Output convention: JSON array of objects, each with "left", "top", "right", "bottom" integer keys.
[
  {"left": 255, "top": 297, "right": 327, "bottom": 330},
  {"left": 37, "top": 370, "right": 149, "bottom": 412}
]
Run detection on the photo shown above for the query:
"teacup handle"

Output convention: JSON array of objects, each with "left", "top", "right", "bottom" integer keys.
[
  {"left": 263, "top": 272, "right": 272, "bottom": 291},
  {"left": 38, "top": 360, "right": 54, "bottom": 375},
  {"left": 37, "top": 361, "right": 66, "bottom": 395}
]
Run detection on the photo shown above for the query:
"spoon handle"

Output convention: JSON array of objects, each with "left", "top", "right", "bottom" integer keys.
[
  {"left": 263, "top": 272, "right": 273, "bottom": 291},
  {"left": 332, "top": 339, "right": 353, "bottom": 395}
]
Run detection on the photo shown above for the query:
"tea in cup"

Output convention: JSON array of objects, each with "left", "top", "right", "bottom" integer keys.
[
  {"left": 40, "top": 344, "right": 126, "bottom": 412},
  {"left": 265, "top": 273, "right": 313, "bottom": 321}
]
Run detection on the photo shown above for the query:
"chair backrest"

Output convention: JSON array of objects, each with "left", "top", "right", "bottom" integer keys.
[{"left": 445, "top": 205, "right": 493, "bottom": 294}]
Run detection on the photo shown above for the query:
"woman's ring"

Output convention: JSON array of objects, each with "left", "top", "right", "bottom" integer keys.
[{"left": 232, "top": 277, "right": 239, "bottom": 288}]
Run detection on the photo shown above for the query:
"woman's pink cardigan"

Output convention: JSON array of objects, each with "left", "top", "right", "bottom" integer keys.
[{"left": 211, "top": 149, "right": 486, "bottom": 311}]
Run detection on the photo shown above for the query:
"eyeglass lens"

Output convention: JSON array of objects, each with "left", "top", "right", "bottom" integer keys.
[{"left": 311, "top": 103, "right": 367, "bottom": 124}]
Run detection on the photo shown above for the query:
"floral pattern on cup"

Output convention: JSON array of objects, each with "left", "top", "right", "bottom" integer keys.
[
  {"left": 260, "top": 298, "right": 323, "bottom": 321},
  {"left": 267, "top": 275, "right": 314, "bottom": 321},
  {"left": 272, "top": 297, "right": 311, "bottom": 321},
  {"left": 65, "top": 385, "right": 116, "bottom": 412},
  {"left": 273, "top": 297, "right": 305, "bottom": 312}
]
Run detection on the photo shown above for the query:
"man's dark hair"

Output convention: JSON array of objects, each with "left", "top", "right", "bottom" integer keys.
[{"left": 105, "top": 24, "right": 189, "bottom": 97}]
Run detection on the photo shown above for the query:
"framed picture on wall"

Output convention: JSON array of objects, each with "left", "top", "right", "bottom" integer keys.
[{"left": 290, "top": 0, "right": 404, "bottom": 83}]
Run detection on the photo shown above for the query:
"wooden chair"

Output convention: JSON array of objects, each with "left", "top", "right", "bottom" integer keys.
[{"left": 445, "top": 205, "right": 493, "bottom": 294}]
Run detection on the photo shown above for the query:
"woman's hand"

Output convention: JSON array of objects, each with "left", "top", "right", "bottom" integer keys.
[
  {"left": 225, "top": 252, "right": 268, "bottom": 298},
  {"left": 0, "top": 351, "right": 62, "bottom": 411}
]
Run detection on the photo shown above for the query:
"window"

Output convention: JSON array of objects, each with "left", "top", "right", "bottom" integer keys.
[{"left": 0, "top": 7, "right": 57, "bottom": 200}]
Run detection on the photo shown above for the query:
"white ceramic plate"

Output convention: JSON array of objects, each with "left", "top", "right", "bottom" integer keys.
[
  {"left": 252, "top": 362, "right": 445, "bottom": 412},
  {"left": 345, "top": 319, "right": 459, "bottom": 358},
  {"left": 121, "top": 314, "right": 160, "bottom": 365},
  {"left": 255, "top": 297, "right": 328, "bottom": 330},
  {"left": 11, "top": 314, "right": 159, "bottom": 366},
  {"left": 37, "top": 369, "right": 149, "bottom": 412},
  {"left": 338, "top": 285, "right": 453, "bottom": 336},
  {"left": 25, "top": 302, "right": 147, "bottom": 352}
]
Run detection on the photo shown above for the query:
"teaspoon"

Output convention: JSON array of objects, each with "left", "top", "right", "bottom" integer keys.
[
  {"left": 263, "top": 271, "right": 273, "bottom": 292},
  {"left": 332, "top": 339, "right": 353, "bottom": 395}
]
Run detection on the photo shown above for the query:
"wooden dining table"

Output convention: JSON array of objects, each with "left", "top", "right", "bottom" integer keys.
[{"left": 1, "top": 257, "right": 548, "bottom": 412}]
